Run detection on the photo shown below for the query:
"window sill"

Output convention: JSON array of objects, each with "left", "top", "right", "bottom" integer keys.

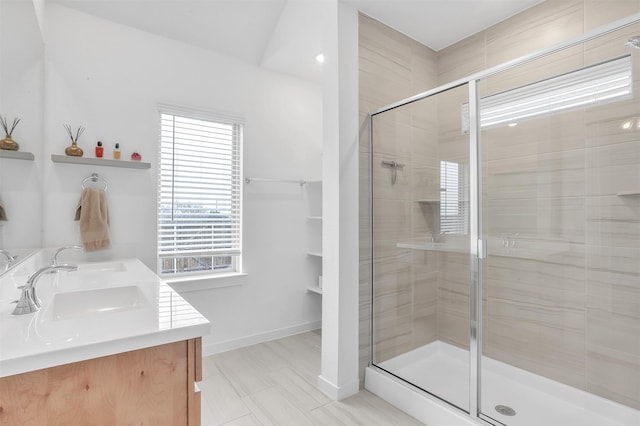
[{"left": 163, "top": 272, "right": 247, "bottom": 293}]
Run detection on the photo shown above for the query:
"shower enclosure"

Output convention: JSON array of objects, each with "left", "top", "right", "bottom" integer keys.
[{"left": 366, "top": 15, "right": 640, "bottom": 426}]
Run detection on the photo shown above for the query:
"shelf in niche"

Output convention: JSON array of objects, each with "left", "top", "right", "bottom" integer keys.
[
  {"left": 51, "top": 154, "right": 151, "bottom": 169},
  {"left": 617, "top": 190, "right": 640, "bottom": 196},
  {"left": 0, "top": 150, "right": 35, "bottom": 161},
  {"left": 307, "top": 251, "right": 323, "bottom": 258},
  {"left": 306, "top": 285, "right": 322, "bottom": 295},
  {"left": 307, "top": 216, "right": 322, "bottom": 221},
  {"left": 415, "top": 199, "right": 440, "bottom": 203}
]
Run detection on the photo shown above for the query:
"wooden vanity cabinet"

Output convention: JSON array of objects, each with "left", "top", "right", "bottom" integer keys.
[{"left": 0, "top": 338, "right": 202, "bottom": 426}]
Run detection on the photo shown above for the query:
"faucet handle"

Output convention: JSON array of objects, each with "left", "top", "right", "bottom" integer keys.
[{"left": 12, "top": 289, "right": 40, "bottom": 315}]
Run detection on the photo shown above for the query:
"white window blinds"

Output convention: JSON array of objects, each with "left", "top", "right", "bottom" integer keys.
[
  {"left": 440, "top": 160, "right": 469, "bottom": 235},
  {"left": 158, "top": 106, "right": 242, "bottom": 276}
]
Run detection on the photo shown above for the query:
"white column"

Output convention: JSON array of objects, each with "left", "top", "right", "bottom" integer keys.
[{"left": 318, "top": 0, "right": 360, "bottom": 400}]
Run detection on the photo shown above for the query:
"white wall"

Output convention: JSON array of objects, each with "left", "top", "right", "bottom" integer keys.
[
  {"left": 0, "top": 0, "right": 43, "bottom": 250},
  {"left": 42, "top": 4, "right": 322, "bottom": 353},
  {"left": 318, "top": 0, "right": 360, "bottom": 400}
]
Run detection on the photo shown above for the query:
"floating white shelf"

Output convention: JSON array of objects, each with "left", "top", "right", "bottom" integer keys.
[
  {"left": 51, "top": 154, "right": 151, "bottom": 169},
  {"left": 0, "top": 150, "right": 34, "bottom": 161},
  {"left": 307, "top": 251, "right": 323, "bottom": 258},
  {"left": 306, "top": 285, "right": 322, "bottom": 295},
  {"left": 617, "top": 190, "right": 640, "bottom": 196},
  {"left": 307, "top": 216, "right": 322, "bottom": 221}
]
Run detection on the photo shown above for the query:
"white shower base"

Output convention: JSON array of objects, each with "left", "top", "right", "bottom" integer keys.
[{"left": 365, "top": 341, "right": 640, "bottom": 426}]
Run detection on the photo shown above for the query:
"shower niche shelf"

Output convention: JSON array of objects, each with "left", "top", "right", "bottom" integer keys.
[
  {"left": 415, "top": 199, "right": 440, "bottom": 203},
  {"left": 617, "top": 190, "right": 640, "bottom": 196},
  {"left": 0, "top": 150, "right": 34, "bottom": 161}
]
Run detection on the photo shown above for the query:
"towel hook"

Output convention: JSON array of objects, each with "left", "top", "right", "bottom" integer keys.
[{"left": 81, "top": 173, "right": 108, "bottom": 191}]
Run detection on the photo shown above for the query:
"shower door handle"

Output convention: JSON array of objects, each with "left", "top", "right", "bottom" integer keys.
[{"left": 476, "top": 239, "right": 487, "bottom": 259}]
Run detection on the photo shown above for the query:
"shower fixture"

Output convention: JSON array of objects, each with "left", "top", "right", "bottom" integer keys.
[
  {"left": 381, "top": 160, "right": 405, "bottom": 185},
  {"left": 626, "top": 35, "right": 640, "bottom": 49}
]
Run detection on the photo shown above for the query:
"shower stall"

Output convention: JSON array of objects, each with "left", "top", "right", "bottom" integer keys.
[{"left": 365, "top": 14, "right": 640, "bottom": 426}]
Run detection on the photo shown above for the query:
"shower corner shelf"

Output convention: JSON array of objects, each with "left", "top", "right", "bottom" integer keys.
[
  {"left": 307, "top": 251, "right": 323, "bottom": 258},
  {"left": 51, "top": 154, "right": 151, "bottom": 169},
  {"left": 306, "top": 285, "right": 322, "bottom": 295},
  {"left": 0, "top": 150, "right": 35, "bottom": 161},
  {"left": 616, "top": 190, "right": 640, "bottom": 196}
]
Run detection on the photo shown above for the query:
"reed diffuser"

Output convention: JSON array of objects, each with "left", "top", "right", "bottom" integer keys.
[
  {"left": 0, "top": 116, "right": 21, "bottom": 151},
  {"left": 64, "top": 124, "right": 85, "bottom": 157}
]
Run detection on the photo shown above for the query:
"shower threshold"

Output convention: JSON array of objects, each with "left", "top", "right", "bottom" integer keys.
[{"left": 366, "top": 341, "right": 639, "bottom": 426}]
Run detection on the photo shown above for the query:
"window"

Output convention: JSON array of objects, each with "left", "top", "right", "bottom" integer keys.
[
  {"left": 157, "top": 105, "right": 242, "bottom": 277},
  {"left": 440, "top": 160, "right": 469, "bottom": 235}
]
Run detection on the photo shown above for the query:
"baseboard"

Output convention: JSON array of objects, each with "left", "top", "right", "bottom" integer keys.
[
  {"left": 317, "top": 374, "right": 360, "bottom": 401},
  {"left": 202, "top": 320, "right": 322, "bottom": 356}
]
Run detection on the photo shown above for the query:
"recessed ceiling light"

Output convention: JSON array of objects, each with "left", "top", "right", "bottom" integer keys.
[
  {"left": 508, "top": 122, "right": 518, "bottom": 127},
  {"left": 315, "top": 53, "right": 325, "bottom": 63}
]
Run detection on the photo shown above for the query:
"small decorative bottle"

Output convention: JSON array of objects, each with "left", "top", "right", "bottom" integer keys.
[
  {"left": 95, "top": 141, "right": 103, "bottom": 158},
  {"left": 113, "top": 143, "right": 121, "bottom": 159}
]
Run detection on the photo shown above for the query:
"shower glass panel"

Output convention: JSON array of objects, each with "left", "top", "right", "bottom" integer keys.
[
  {"left": 477, "top": 21, "right": 640, "bottom": 426},
  {"left": 370, "top": 83, "right": 471, "bottom": 412}
]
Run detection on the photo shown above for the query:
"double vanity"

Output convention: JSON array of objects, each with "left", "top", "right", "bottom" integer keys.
[{"left": 0, "top": 250, "right": 210, "bottom": 425}]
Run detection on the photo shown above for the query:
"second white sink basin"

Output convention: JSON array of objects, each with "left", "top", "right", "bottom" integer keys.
[
  {"left": 51, "top": 285, "right": 149, "bottom": 321},
  {"left": 76, "top": 261, "right": 127, "bottom": 273}
]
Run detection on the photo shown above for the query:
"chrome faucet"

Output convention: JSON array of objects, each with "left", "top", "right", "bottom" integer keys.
[
  {"left": 0, "top": 249, "right": 15, "bottom": 265},
  {"left": 50, "top": 245, "right": 83, "bottom": 266},
  {"left": 12, "top": 265, "right": 78, "bottom": 315}
]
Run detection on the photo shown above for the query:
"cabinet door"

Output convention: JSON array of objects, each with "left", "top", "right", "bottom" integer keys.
[{"left": 0, "top": 341, "right": 192, "bottom": 425}]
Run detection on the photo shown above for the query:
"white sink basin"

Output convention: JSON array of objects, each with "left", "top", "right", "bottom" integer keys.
[
  {"left": 51, "top": 285, "right": 149, "bottom": 320},
  {"left": 76, "top": 261, "right": 127, "bottom": 273}
]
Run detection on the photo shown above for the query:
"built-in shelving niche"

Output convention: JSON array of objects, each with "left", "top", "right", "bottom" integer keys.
[{"left": 306, "top": 181, "right": 322, "bottom": 295}]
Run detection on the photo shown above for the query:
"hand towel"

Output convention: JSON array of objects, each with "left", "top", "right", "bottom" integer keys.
[{"left": 75, "top": 187, "right": 110, "bottom": 251}]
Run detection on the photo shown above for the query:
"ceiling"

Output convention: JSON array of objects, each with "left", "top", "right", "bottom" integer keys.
[
  {"left": 51, "top": 0, "right": 545, "bottom": 82},
  {"left": 345, "top": 0, "right": 545, "bottom": 51}
]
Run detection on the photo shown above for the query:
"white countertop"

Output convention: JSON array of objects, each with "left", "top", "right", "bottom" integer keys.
[{"left": 0, "top": 254, "right": 210, "bottom": 378}]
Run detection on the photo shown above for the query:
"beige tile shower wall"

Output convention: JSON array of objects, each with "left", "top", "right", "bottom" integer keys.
[
  {"left": 358, "top": 13, "right": 438, "bottom": 380},
  {"left": 435, "top": 0, "right": 640, "bottom": 410}
]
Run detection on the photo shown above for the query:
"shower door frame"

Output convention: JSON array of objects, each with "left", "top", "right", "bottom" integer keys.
[{"left": 368, "top": 11, "right": 640, "bottom": 425}]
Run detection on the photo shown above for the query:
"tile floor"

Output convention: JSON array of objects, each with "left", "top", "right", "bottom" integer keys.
[{"left": 200, "top": 330, "right": 425, "bottom": 425}]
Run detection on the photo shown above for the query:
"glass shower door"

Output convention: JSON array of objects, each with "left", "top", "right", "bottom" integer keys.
[
  {"left": 370, "top": 83, "right": 472, "bottom": 412},
  {"left": 477, "top": 21, "right": 640, "bottom": 426}
]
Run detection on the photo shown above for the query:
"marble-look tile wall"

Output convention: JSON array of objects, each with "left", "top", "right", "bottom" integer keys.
[{"left": 358, "top": 13, "right": 438, "bottom": 380}]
